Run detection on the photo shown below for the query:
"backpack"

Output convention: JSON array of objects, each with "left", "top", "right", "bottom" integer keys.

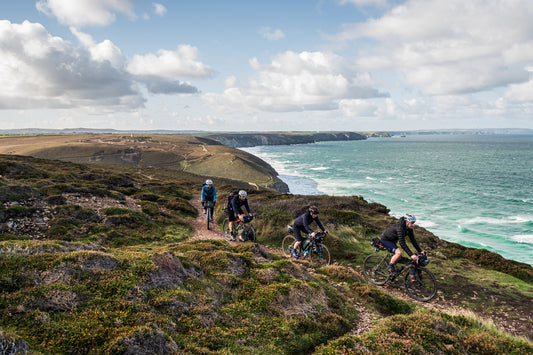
[{"left": 224, "top": 190, "right": 239, "bottom": 213}]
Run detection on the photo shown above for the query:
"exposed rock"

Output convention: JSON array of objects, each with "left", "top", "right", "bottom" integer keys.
[{"left": 206, "top": 131, "right": 366, "bottom": 148}]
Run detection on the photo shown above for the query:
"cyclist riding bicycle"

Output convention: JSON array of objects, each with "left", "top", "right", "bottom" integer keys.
[
  {"left": 380, "top": 214, "right": 426, "bottom": 276},
  {"left": 201, "top": 179, "right": 217, "bottom": 216},
  {"left": 226, "top": 190, "right": 253, "bottom": 241},
  {"left": 291, "top": 205, "right": 327, "bottom": 258}
]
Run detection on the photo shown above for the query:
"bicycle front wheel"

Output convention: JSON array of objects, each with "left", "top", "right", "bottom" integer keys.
[
  {"left": 281, "top": 235, "right": 297, "bottom": 257},
  {"left": 207, "top": 207, "right": 213, "bottom": 230},
  {"left": 310, "top": 243, "right": 331, "bottom": 266},
  {"left": 246, "top": 226, "right": 256, "bottom": 242},
  {"left": 222, "top": 218, "right": 233, "bottom": 241},
  {"left": 404, "top": 268, "right": 437, "bottom": 302},
  {"left": 363, "top": 253, "right": 389, "bottom": 285}
]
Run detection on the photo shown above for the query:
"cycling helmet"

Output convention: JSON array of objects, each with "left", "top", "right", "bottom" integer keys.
[
  {"left": 405, "top": 214, "right": 416, "bottom": 223},
  {"left": 238, "top": 190, "right": 247, "bottom": 197},
  {"left": 205, "top": 179, "right": 213, "bottom": 185},
  {"left": 309, "top": 206, "right": 319, "bottom": 215}
]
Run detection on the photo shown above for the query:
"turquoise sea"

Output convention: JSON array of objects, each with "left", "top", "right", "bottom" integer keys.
[{"left": 243, "top": 135, "right": 533, "bottom": 265}]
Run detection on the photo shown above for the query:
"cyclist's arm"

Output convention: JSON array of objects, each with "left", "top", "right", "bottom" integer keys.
[
  {"left": 213, "top": 187, "right": 217, "bottom": 203},
  {"left": 407, "top": 229, "right": 423, "bottom": 254},
  {"left": 244, "top": 199, "right": 252, "bottom": 215}
]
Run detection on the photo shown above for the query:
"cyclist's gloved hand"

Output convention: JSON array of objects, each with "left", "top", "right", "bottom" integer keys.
[{"left": 411, "top": 254, "right": 419, "bottom": 262}]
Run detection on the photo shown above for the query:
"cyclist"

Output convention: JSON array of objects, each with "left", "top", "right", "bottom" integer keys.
[
  {"left": 201, "top": 179, "right": 217, "bottom": 218},
  {"left": 291, "top": 205, "right": 326, "bottom": 258},
  {"left": 379, "top": 214, "right": 426, "bottom": 275},
  {"left": 227, "top": 190, "right": 253, "bottom": 241}
]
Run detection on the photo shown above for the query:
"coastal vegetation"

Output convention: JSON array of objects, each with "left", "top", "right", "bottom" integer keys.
[{"left": 0, "top": 134, "right": 531, "bottom": 354}]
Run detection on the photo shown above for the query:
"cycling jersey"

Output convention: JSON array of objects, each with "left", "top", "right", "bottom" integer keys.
[{"left": 380, "top": 217, "right": 422, "bottom": 257}]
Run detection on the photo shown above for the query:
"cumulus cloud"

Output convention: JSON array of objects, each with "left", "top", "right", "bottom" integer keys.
[
  {"left": 331, "top": 0, "right": 533, "bottom": 96},
  {"left": 0, "top": 20, "right": 142, "bottom": 110},
  {"left": 203, "top": 51, "right": 387, "bottom": 113},
  {"left": 36, "top": 0, "right": 136, "bottom": 27},
  {"left": 126, "top": 45, "right": 214, "bottom": 94},
  {"left": 127, "top": 45, "right": 214, "bottom": 79},
  {"left": 153, "top": 3, "right": 167, "bottom": 16},
  {"left": 259, "top": 27, "right": 285, "bottom": 41}
]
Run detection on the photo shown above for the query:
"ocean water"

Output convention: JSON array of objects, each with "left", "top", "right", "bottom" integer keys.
[{"left": 243, "top": 135, "right": 533, "bottom": 265}]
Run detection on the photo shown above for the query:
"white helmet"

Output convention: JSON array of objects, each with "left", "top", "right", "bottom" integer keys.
[
  {"left": 405, "top": 214, "right": 416, "bottom": 223},
  {"left": 205, "top": 179, "right": 213, "bottom": 185},
  {"left": 238, "top": 190, "right": 247, "bottom": 197}
]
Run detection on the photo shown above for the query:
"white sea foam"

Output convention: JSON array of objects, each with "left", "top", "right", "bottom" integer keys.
[
  {"left": 460, "top": 215, "right": 533, "bottom": 225},
  {"left": 510, "top": 235, "right": 533, "bottom": 244},
  {"left": 310, "top": 167, "right": 329, "bottom": 171}
]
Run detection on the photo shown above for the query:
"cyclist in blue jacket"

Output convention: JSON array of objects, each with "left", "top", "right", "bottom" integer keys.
[
  {"left": 201, "top": 179, "right": 217, "bottom": 214},
  {"left": 291, "top": 205, "right": 326, "bottom": 258}
]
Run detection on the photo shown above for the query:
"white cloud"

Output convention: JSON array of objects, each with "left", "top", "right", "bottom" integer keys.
[
  {"left": 36, "top": 0, "right": 136, "bottom": 27},
  {"left": 153, "top": 3, "right": 167, "bottom": 16},
  {"left": 339, "top": 99, "right": 377, "bottom": 116},
  {"left": 0, "top": 20, "right": 142, "bottom": 110},
  {"left": 259, "top": 27, "right": 285, "bottom": 41},
  {"left": 127, "top": 45, "right": 214, "bottom": 79},
  {"left": 203, "top": 51, "right": 386, "bottom": 113},
  {"left": 70, "top": 28, "right": 125, "bottom": 68},
  {"left": 331, "top": 0, "right": 533, "bottom": 96}
]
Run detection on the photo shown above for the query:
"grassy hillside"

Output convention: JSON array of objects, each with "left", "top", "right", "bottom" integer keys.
[
  {"left": 0, "top": 151, "right": 532, "bottom": 354},
  {"left": 0, "top": 134, "right": 288, "bottom": 193}
]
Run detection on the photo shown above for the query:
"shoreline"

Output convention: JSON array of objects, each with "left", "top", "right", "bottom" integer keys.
[{"left": 242, "top": 140, "right": 533, "bottom": 266}]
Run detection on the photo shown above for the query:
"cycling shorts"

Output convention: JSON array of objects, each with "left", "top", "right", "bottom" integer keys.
[{"left": 380, "top": 239, "right": 398, "bottom": 253}]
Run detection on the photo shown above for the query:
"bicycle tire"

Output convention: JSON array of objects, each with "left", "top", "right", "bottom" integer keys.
[
  {"left": 310, "top": 243, "right": 331, "bottom": 266},
  {"left": 246, "top": 226, "right": 256, "bottom": 242},
  {"left": 282, "top": 235, "right": 297, "bottom": 258},
  {"left": 363, "top": 253, "right": 389, "bottom": 285},
  {"left": 404, "top": 267, "right": 437, "bottom": 302},
  {"left": 206, "top": 207, "right": 212, "bottom": 230},
  {"left": 222, "top": 218, "right": 234, "bottom": 241}
]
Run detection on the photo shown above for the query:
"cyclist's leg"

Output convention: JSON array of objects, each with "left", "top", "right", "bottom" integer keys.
[
  {"left": 292, "top": 227, "right": 304, "bottom": 258},
  {"left": 227, "top": 211, "right": 237, "bottom": 238},
  {"left": 381, "top": 239, "right": 401, "bottom": 273}
]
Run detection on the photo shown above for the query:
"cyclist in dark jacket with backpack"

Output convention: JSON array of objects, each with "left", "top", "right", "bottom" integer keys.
[
  {"left": 380, "top": 214, "right": 425, "bottom": 274},
  {"left": 291, "top": 206, "right": 326, "bottom": 258},
  {"left": 226, "top": 190, "right": 253, "bottom": 240}
]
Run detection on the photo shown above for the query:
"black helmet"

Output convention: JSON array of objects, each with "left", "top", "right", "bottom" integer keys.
[{"left": 309, "top": 206, "right": 319, "bottom": 215}]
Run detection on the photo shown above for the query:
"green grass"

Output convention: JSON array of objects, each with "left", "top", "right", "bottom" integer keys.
[{"left": 0, "top": 152, "right": 532, "bottom": 354}]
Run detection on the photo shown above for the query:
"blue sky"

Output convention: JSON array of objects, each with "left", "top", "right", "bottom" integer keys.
[{"left": 1, "top": 0, "right": 533, "bottom": 132}]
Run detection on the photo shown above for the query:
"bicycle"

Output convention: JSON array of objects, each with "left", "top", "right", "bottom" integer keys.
[
  {"left": 205, "top": 201, "right": 215, "bottom": 230},
  {"left": 222, "top": 215, "right": 256, "bottom": 242},
  {"left": 281, "top": 226, "right": 331, "bottom": 266},
  {"left": 363, "top": 237, "right": 437, "bottom": 302}
]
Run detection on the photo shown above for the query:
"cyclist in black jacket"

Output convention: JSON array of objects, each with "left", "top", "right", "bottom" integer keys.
[
  {"left": 226, "top": 190, "right": 253, "bottom": 240},
  {"left": 291, "top": 205, "right": 326, "bottom": 258},
  {"left": 380, "top": 214, "right": 425, "bottom": 274}
]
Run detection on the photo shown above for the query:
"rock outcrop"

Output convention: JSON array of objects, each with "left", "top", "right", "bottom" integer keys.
[{"left": 206, "top": 131, "right": 366, "bottom": 148}]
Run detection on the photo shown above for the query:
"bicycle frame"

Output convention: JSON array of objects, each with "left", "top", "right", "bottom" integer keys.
[{"left": 363, "top": 242, "right": 437, "bottom": 302}]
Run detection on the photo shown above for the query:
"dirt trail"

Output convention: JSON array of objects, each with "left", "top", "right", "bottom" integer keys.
[{"left": 189, "top": 194, "right": 225, "bottom": 241}]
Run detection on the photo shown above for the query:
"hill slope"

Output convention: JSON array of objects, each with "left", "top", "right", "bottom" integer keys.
[
  {"left": 0, "top": 134, "right": 289, "bottom": 193},
  {"left": 0, "top": 153, "right": 531, "bottom": 354}
]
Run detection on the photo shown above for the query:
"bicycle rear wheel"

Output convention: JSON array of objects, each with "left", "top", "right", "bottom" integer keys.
[
  {"left": 281, "top": 235, "right": 297, "bottom": 257},
  {"left": 222, "top": 218, "right": 234, "bottom": 241},
  {"left": 309, "top": 243, "right": 331, "bottom": 266},
  {"left": 363, "top": 253, "right": 389, "bottom": 285},
  {"left": 404, "top": 268, "right": 437, "bottom": 302}
]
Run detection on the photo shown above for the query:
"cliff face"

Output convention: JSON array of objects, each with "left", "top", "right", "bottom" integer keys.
[{"left": 206, "top": 131, "right": 366, "bottom": 148}]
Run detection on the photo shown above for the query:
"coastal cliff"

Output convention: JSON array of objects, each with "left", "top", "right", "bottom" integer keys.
[{"left": 206, "top": 131, "right": 366, "bottom": 148}]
